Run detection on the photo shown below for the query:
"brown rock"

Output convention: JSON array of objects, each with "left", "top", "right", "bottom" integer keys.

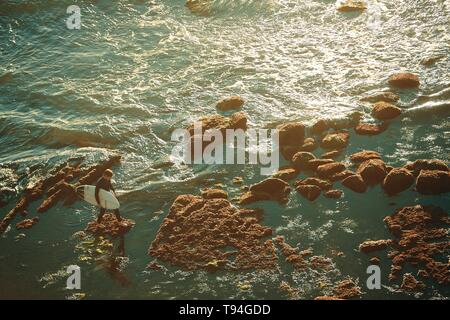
[
  {"left": 321, "top": 150, "right": 342, "bottom": 159},
  {"left": 307, "top": 159, "right": 334, "bottom": 171},
  {"left": 201, "top": 189, "right": 228, "bottom": 200},
  {"left": 355, "top": 122, "right": 388, "bottom": 135},
  {"left": 372, "top": 102, "right": 402, "bottom": 121},
  {"left": 277, "top": 122, "right": 305, "bottom": 147},
  {"left": 357, "top": 159, "right": 387, "bottom": 185},
  {"left": 86, "top": 214, "right": 135, "bottom": 238},
  {"left": 216, "top": 96, "right": 244, "bottom": 111},
  {"left": 421, "top": 55, "right": 445, "bottom": 66},
  {"left": 280, "top": 145, "right": 302, "bottom": 161},
  {"left": 382, "top": 168, "right": 414, "bottom": 195},
  {"left": 388, "top": 72, "right": 420, "bottom": 89},
  {"left": 149, "top": 195, "right": 277, "bottom": 271},
  {"left": 321, "top": 132, "right": 350, "bottom": 149},
  {"left": 370, "top": 257, "right": 380, "bottom": 265},
  {"left": 291, "top": 152, "right": 315, "bottom": 170},
  {"left": 310, "top": 119, "right": 328, "bottom": 135},
  {"left": 296, "top": 185, "right": 321, "bottom": 201},
  {"left": 360, "top": 92, "right": 400, "bottom": 103},
  {"left": 337, "top": 0, "right": 367, "bottom": 12},
  {"left": 272, "top": 168, "right": 298, "bottom": 181},
  {"left": 239, "top": 178, "right": 291, "bottom": 205},
  {"left": 350, "top": 150, "right": 382, "bottom": 164},
  {"left": 329, "top": 170, "right": 355, "bottom": 182},
  {"left": 324, "top": 189, "right": 343, "bottom": 199},
  {"left": 300, "top": 137, "right": 318, "bottom": 152},
  {"left": 404, "top": 159, "right": 448, "bottom": 176},
  {"left": 295, "top": 178, "right": 332, "bottom": 191},
  {"left": 359, "top": 240, "right": 393, "bottom": 253},
  {"left": 401, "top": 273, "right": 426, "bottom": 291},
  {"left": 16, "top": 217, "right": 39, "bottom": 230},
  {"left": 416, "top": 170, "right": 450, "bottom": 195},
  {"left": 342, "top": 174, "right": 367, "bottom": 193},
  {"left": 317, "top": 162, "right": 346, "bottom": 179}
]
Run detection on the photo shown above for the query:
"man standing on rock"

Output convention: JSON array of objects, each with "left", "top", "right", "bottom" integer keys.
[{"left": 95, "top": 169, "right": 122, "bottom": 223}]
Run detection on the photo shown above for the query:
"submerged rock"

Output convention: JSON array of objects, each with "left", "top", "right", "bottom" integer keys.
[
  {"left": 388, "top": 72, "right": 420, "bottom": 89},
  {"left": 16, "top": 217, "right": 39, "bottom": 230},
  {"left": 372, "top": 102, "right": 402, "bottom": 121},
  {"left": 382, "top": 168, "right": 414, "bottom": 195},
  {"left": 420, "top": 55, "right": 445, "bottom": 66},
  {"left": 216, "top": 96, "right": 245, "bottom": 111},
  {"left": 239, "top": 178, "right": 291, "bottom": 205},
  {"left": 360, "top": 92, "right": 400, "bottom": 103},
  {"left": 354, "top": 122, "right": 388, "bottom": 135},
  {"left": 342, "top": 174, "right": 367, "bottom": 193},
  {"left": 416, "top": 170, "right": 450, "bottom": 195}
]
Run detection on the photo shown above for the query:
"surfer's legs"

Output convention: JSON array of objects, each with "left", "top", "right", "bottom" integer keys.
[
  {"left": 113, "top": 209, "right": 122, "bottom": 221},
  {"left": 97, "top": 208, "right": 106, "bottom": 223}
]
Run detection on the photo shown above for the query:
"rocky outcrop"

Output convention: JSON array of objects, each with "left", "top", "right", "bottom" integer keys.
[
  {"left": 149, "top": 195, "right": 277, "bottom": 271},
  {"left": 16, "top": 217, "right": 39, "bottom": 230},
  {"left": 239, "top": 178, "right": 291, "bottom": 205},
  {"left": 317, "top": 162, "right": 346, "bottom": 179},
  {"left": 361, "top": 205, "right": 449, "bottom": 285},
  {"left": 216, "top": 96, "right": 245, "bottom": 111},
  {"left": 359, "top": 240, "right": 392, "bottom": 253},
  {"left": 382, "top": 168, "right": 414, "bottom": 195},
  {"left": 86, "top": 214, "right": 135, "bottom": 238},
  {"left": 277, "top": 122, "right": 305, "bottom": 147},
  {"left": 416, "top": 170, "right": 450, "bottom": 195},
  {"left": 336, "top": 0, "right": 367, "bottom": 12},
  {"left": 291, "top": 152, "right": 315, "bottom": 170},
  {"left": 360, "top": 92, "right": 399, "bottom": 103},
  {"left": 401, "top": 273, "right": 426, "bottom": 292},
  {"left": 201, "top": 189, "right": 228, "bottom": 199},
  {"left": 372, "top": 102, "right": 401, "bottom": 121},
  {"left": 342, "top": 174, "right": 367, "bottom": 193},
  {"left": 354, "top": 122, "right": 388, "bottom": 135},
  {"left": 320, "top": 132, "right": 349, "bottom": 149},
  {"left": 272, "top": 168, "right": 298, "bottom": 181},
  {"left": 357, "top": 159, "right": 387, "bottom": 185},
  {"left": 350, "top": 150, "right": 382, "bottom": 164},
  {"left": 295, "top": 178, "right": 332, "bottom": 191},
  {"left": 324, "top": 189, "right": 343, "bottom": 199},
  {"left": 296, "top": 184, "right": 321, "bottom": 201},
  {"left": 404, "top": 159, "right": 448, "bottom": 176},
  {"left": 388, "top": 72, "right": 420, "bottom": 89}
]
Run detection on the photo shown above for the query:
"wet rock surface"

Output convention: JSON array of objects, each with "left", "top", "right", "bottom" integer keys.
[
  {"left": 382, "top": 167, "right": 414, "bottom": 195},
  {"left": 357, "top": 159, "right": 387, "bottom": 185},
  {"left": 360, "top": 205, "right": 449, "bottom": 286},
  {"left": 86, "top": 214, "right": 135, "bottom": 238},
  {"left": 416, "top": 170, "right": 450, "bottom": 195},
  {"left": 372, "top": 102, "right": 401, "bottom": 121},
  {"left": 320, "top": 132, "right": 349, "bottom": 150},
  {"left": 342, "top": 174, "right": 367, "bottom": 193},
  {"left": 239, "top": 178, "right": 291, "bottom": 205},
  {"left": 216, "top": 96, "right": 244, "bottom": 111},
  {"left": 388, "top": 72, "right": 420, "bottom": 89}
]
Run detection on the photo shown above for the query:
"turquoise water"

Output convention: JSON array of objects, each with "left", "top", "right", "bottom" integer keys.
[{"left": 0, "top": 0, "right": 449, "bottom": 299}]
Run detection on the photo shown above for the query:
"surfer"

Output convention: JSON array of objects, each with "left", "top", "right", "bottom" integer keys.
[{"left": 95, "top": 169, "right": 122, "bottom": 223}]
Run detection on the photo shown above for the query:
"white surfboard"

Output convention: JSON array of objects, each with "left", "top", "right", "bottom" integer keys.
[{"left": 76, "top": 185, "right": 120, "bottom": 210}]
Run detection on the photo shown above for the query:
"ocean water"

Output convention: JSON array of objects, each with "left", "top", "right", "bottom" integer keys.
[{"left": 0, "top": 0, "right": 449, "bottom": 300}]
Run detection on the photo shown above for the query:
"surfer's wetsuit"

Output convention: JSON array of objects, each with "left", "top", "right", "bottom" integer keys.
[{"left": 95, "top": 177, "right": 121, "bottom": 222}]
